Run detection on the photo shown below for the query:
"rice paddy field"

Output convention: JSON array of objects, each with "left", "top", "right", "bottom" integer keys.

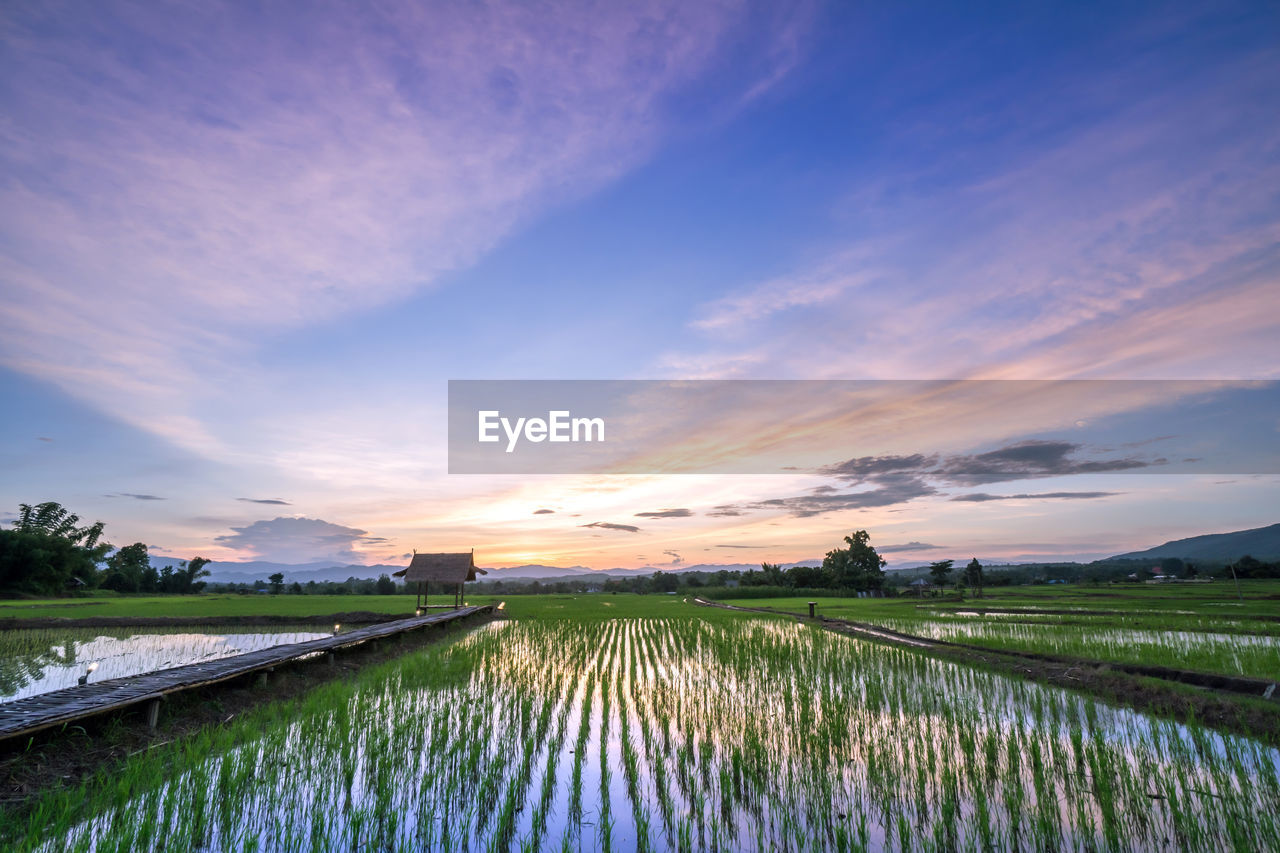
[
  {"left": 721, "top": 582, "right": 1280, "bottom": 681},
  {"left": 0, "top": 626, "right": 331, "bottom": 703},
  {"left": 4, "top": 598, "right": 1280, "bottom": 852}
]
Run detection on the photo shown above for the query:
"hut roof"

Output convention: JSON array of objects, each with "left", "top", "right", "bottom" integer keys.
[{"left": 393, "top": 552, "right": 487, "bottom": 583}]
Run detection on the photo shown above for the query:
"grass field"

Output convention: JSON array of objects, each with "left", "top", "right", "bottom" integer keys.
[{"left": 0, "top": 591, "right": 715, "bottom": 623}]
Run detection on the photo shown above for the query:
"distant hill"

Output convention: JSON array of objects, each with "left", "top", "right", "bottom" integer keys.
[{"left": 1112, "top": 523, "right": 1280, "bottom": 562}]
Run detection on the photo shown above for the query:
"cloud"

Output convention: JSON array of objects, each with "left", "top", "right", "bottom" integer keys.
[
  {"left": 820, "top": 454, "right": 938, "bottom": 483},
  {"left": 716, "top": 544, "right": 770, "bottom": 549},
  {"left": 580, "top": 521, "right": 641, "bottom": 533},
  {"left": 820, "top": 441, "right": 1152, "bottom": 488},
  {"left": 214, "top": 516, "right": 378, "bottom": 562},
  {"left": 717, "top": 476, "right": 937, "bottom": 518},
  {"left": 634, "top": 508, "right": 693, "bottom": 518},
  {"left": 950, "top": 491, "right": 1119, "bottom": 502},
  {"left": 36, "top": 436, "right": 53, "bottom": 442},
  {"left": 693, "top": 255, "right": 882, "bottom": 332},
  {"left": 935, "top": 441, "right": 1150, "bottom": 486},
  {"left": 237, "top": 497, "right": 291, "bottom": 505},
  {"left": 880, "top": 541, "right": 943, "bottom": 553},
  {"left": 106, "top": 493, "right": 166, "bottom": 501},
  {"left": 702, "top": 439, "right": 1140, "bottom": 519},
  {"left": 0, "top": 1, "right": 810, "bottom": 454},
  {"left": 664, "top": 43, "right": 1280, "bottom": 381},
  {"left": 533, "top": 509, "right": 555, "bottom": 515},
  {"left": 662, "top": 550, "right": 685, "bottom": 566}
]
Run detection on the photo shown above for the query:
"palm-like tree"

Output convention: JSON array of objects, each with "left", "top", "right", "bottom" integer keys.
[{"left": 13, "top": 502, "right": 104, "bottom": 547}]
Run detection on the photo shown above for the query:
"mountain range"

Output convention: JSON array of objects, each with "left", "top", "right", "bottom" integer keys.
[{"left": 1111, "top": 522, "right": 1280, "bottom": 563}]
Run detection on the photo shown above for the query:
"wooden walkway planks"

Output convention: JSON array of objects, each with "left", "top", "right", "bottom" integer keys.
[{"left": 0, "top": 605, "right": 492, "bottom": 742}]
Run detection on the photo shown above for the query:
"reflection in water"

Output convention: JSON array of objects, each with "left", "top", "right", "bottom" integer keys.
[
  {"left": 33, "top": 619, "right": 1280, "bottom": 851},
  {"left": 0, "top": 627, "right": 329, "bottom": 702},
  {"left": 874, "top": 616, "right": 1280, "bottom": 678}
]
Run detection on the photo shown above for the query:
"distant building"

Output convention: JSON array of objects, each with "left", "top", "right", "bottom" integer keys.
[{"left": 907, "top": 578, "right": 932, "bottom": 597}]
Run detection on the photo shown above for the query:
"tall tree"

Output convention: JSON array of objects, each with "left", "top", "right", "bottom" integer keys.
[
  {"left": 822, "top": 530, "right": 887, "bottom": 592},
  {"left": 964, "top": 558, "right": 984, "bottom": 598},
  {"left": 268, "top": 572, "right": 285, "bottom": 595},
  {"left": 928, "top": 559, "right": 954, "bottom": 588}
]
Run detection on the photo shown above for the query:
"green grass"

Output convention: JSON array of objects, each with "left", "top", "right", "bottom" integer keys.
[{"left": 0, "top": 591, "right": 723, "bottom": 623}]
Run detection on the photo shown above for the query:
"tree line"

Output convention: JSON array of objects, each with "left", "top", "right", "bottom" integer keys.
[{"left": 0, "top": 502, "right": 209, "bottom": 597}]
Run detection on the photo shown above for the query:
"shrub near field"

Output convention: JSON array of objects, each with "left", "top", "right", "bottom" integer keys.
[{"left": 7, "top": 609, "right": 1280, "bottom": 852}]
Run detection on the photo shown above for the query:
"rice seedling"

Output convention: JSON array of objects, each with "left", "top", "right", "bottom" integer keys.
[{"left": 6, "top": 615, "right": 1280, "bottom": 851}]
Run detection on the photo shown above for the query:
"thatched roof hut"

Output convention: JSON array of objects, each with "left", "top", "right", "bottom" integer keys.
[
  {"left": 395, "top": 552, "right": 487, "bottom": 609},
  {"left": 393, "top": 552, "right": 487, "bottom": 584}
]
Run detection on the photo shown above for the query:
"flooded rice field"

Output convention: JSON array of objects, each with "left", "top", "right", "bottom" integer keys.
[
  {"left": 0, "top": 626, "right": 330, "bottom": 703},
  {"left": 873, "top": 617, "right": 1280, "bottom": 679},
  {"left": 22, "top": 617, "right": 1280, "bottom": 852}
]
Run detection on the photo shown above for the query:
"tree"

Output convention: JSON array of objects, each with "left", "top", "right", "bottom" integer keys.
[
  {"left": 375, "top": 573, "right": 397, "bottom": 595},
  {"left": 928, "top": 559, "right": 954, "bottom": 589},
  {"left": 651, "top": 571, "right": 680, "bottom": 593},
  {"left": 759, "top": 562, "right": 786, "bottom": 586},
  {"left": 964, "top": 558, "right": 984, "bottom": 598},
  {"left": 13, "top": 502, "right": 106, "bottom": 548},
  {"left": 268, "top": 572, "right": 285, "bottom": 595},
  {"left": 182, "top": 557, "right": 212, "bottom": 593},
  {"left": 1, "top": 502, "right": 111, "bottom": 596},
  {"left": 821, "top": 530, "right": 887, "bottom": 592},
  {"left": 102, "top": 543, "right": 151, "bottom": 593},
  {"left": 787, "top": 563, "right": 831, "bottom": 589}
]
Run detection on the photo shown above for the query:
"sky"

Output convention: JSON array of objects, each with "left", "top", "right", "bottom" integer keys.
[{"left": 2, "top": 0, "right": 1278, "bottom": 570}]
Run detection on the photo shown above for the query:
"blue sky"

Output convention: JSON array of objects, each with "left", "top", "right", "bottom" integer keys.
[{"left": 2, "top": 1, "right": 1278, "bottom": 568}]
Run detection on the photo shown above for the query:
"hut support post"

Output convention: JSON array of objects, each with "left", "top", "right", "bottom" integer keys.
[{"left": 145, "top": 697, "right": 162, "bottom": 730}]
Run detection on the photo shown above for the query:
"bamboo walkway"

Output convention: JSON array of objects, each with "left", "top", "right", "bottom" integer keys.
[{"left": 0, "top": 605, "right": 492, "bottom": 742}]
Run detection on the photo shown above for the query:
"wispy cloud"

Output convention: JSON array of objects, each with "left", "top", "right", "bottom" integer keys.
[
  {"left": 580, "top": 521, "right": 642, "bottom": 533},
  {"left": 0, "top": 1, "right": 809, "bottom": 452},
  {"left": 950, "top": 491, "right": 1119, "bottom": 502},
  {"left": 106, "top": 493, "right": 166, "bottom": 501},
  {"left": 716, "top": 476, "right": 937, "bottom": 518},
  {"left": 237, "top": 497, "right": 291, "bottom": 506},
  {"left": 880, "top": 541, "right": 944, "bottom": 553},
  {"left": 666, "top": 46, "right": 1280, "bottom": 381},
  {"left": 634, "top": 508, "right": 693, "bottom": 518}
]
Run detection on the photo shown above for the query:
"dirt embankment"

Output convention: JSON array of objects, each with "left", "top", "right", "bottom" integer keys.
[
  {"left": 0, "top": 611, "right": 405, "bottom": 630},
  {"left": 693, "top": 597, "right": 1280, "bottom": 745}
]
